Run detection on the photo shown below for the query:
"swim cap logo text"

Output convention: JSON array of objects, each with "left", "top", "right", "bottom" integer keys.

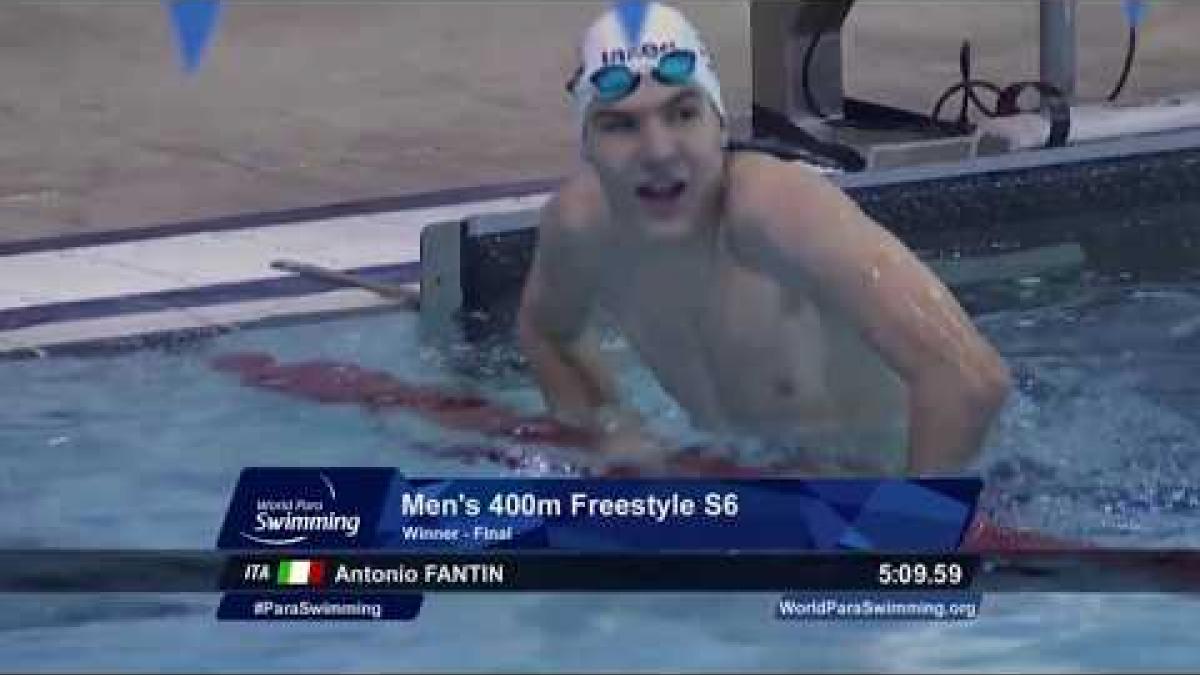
[{"left": 600, "top": 40, "right": 677, "bottom": 66}]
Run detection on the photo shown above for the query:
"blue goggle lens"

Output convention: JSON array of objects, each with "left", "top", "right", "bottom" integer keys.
[
  {"left": 591, "top": 67, "right": 640, "bottom": 102},
  {"left": 653, "top": 50, "right": 696, "bottom": 85}
]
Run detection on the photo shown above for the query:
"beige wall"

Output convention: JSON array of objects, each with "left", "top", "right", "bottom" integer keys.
[
  {"left": 0, "top": 2, "right": 1196, "bottom": 243},
  {"left": 845, "top": 1, "right": 1200, "bottom": 114}
]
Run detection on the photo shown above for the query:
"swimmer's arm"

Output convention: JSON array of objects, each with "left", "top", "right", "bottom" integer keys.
[
  {"left": 735, "top": 166, "right": 1011, "bottom": 475},
  {"left": 517, "top": 199, "right": 641, "bottom": 436}
]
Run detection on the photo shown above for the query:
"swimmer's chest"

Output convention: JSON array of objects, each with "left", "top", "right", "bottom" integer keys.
[{"left": 599, "top": 252, "right": 833, "bottom": 413}]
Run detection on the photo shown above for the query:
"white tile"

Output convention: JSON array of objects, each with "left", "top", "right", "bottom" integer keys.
[
  {"left": 0, "top": 250, "right": 186, "bottom": 306},
  {"left": 0, "top": 190, "right": 549, "bottom": 331}
]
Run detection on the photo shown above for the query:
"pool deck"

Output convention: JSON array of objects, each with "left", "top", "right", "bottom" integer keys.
[{"left": 2, "top": 2, "right": 1199, "bottom": 354}]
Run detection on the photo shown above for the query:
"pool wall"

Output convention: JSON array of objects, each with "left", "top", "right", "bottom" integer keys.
[{"left": 427, "top": 128, "right": 1200, "bottom": 350}]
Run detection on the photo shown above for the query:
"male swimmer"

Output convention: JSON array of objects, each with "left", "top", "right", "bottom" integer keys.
[{"left": 517, "top": 1, "right": 1011, "bottom": 476}]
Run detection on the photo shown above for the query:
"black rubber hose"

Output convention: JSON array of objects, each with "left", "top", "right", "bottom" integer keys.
[
  {"left": 801, "top": 28, "right": 827, "bottom": 118},
  {"left": 957, "top": 40, "right": 972, "bottom": 126},
  {"left": 961, "top": 41, "right": 999, "bottom": 121},
  {"left": 1107, "top": 25, "right": 1138, "bottom": 102},
  {"left": 931, "top": 80, "right": 1003, "bottom": 130},
  {"left": 930, "top": 40, "right": 1004, "bottom": 131}
]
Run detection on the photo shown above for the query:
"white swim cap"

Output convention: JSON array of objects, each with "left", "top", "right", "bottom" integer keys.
[{"left": 569, "top": 1, "right": 726, "bottom": 127}]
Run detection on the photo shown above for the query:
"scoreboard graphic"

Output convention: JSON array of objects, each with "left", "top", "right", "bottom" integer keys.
[{"left": 212, "top": 468, "right": 985, "bottom": 621}]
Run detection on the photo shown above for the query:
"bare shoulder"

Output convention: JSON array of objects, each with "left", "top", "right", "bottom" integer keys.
[
  {"left": 724, "top": 151, "right": 845, "bottom": 228},
  {"left": 719, "top": 149, "right": 927, "bottom": 306},
  {"left": 721, "top": 151, "right": 860, "bottom": 268}
]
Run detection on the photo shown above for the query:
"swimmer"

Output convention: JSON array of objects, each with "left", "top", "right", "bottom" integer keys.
[{"left": 517, "top": 1, "right": 1011, "bottom": 476}]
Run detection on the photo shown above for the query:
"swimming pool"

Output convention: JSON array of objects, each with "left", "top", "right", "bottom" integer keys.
[{"left": 1, "top": 245, "right": 1198, "bottom": 671}]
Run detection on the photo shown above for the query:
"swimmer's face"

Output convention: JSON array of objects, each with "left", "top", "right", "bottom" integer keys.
[{"left": 584, "top": 81, "right": 725, "bottom": 236}]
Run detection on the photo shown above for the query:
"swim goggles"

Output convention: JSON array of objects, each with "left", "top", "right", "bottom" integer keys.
[{"left": 566, "top": 49, "right": 698, "bottom": 103}]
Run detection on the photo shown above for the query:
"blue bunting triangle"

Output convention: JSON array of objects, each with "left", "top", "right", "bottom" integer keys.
[
  {"left": 1123, "top": 0, "right": 1147, "bottom": 27},
  {"left": 168, "top": 0, "right": 222, "bottom": 74}
]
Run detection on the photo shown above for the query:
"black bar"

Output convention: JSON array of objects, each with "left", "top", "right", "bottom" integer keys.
[
  {"left": 224, "top": 554, "right": 978, "bottom": 592},
  {"left": 0, "top": 550, "right": 1197, "bottom": 593},
  {"left": 0, "top": 551, "right": 223, "bottom": 592}
]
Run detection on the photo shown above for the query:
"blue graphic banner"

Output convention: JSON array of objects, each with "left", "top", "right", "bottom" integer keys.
[
  {"left": 216, "top": 469, "right": 981, "bottom": 552},
  {"left": 217, "top": 592, "right": 423, "bottom": 621}
]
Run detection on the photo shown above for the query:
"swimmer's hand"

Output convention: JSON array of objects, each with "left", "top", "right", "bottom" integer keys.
[
  {"left": 597, "top": 427, "right": 672, "bottom": 470},
  {"left": 585, "top": 406, "right": 675, "bottom": 473}
]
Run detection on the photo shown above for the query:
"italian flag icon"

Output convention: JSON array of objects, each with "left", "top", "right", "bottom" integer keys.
[{"left": 277, "top": 559, "right": 325, "bottom": 586}]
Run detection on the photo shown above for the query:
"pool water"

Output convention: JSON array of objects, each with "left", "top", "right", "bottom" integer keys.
[{"left": 0, "top": 273, "right": 1198, "bottom": 672}]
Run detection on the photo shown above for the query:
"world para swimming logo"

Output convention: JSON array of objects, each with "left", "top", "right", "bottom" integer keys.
[
  {"left": 240, "top": 472, "right": 361, "bottom": 546},
  {"left": 217, "top": 468, "right": 392, "bottom": 549}
]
